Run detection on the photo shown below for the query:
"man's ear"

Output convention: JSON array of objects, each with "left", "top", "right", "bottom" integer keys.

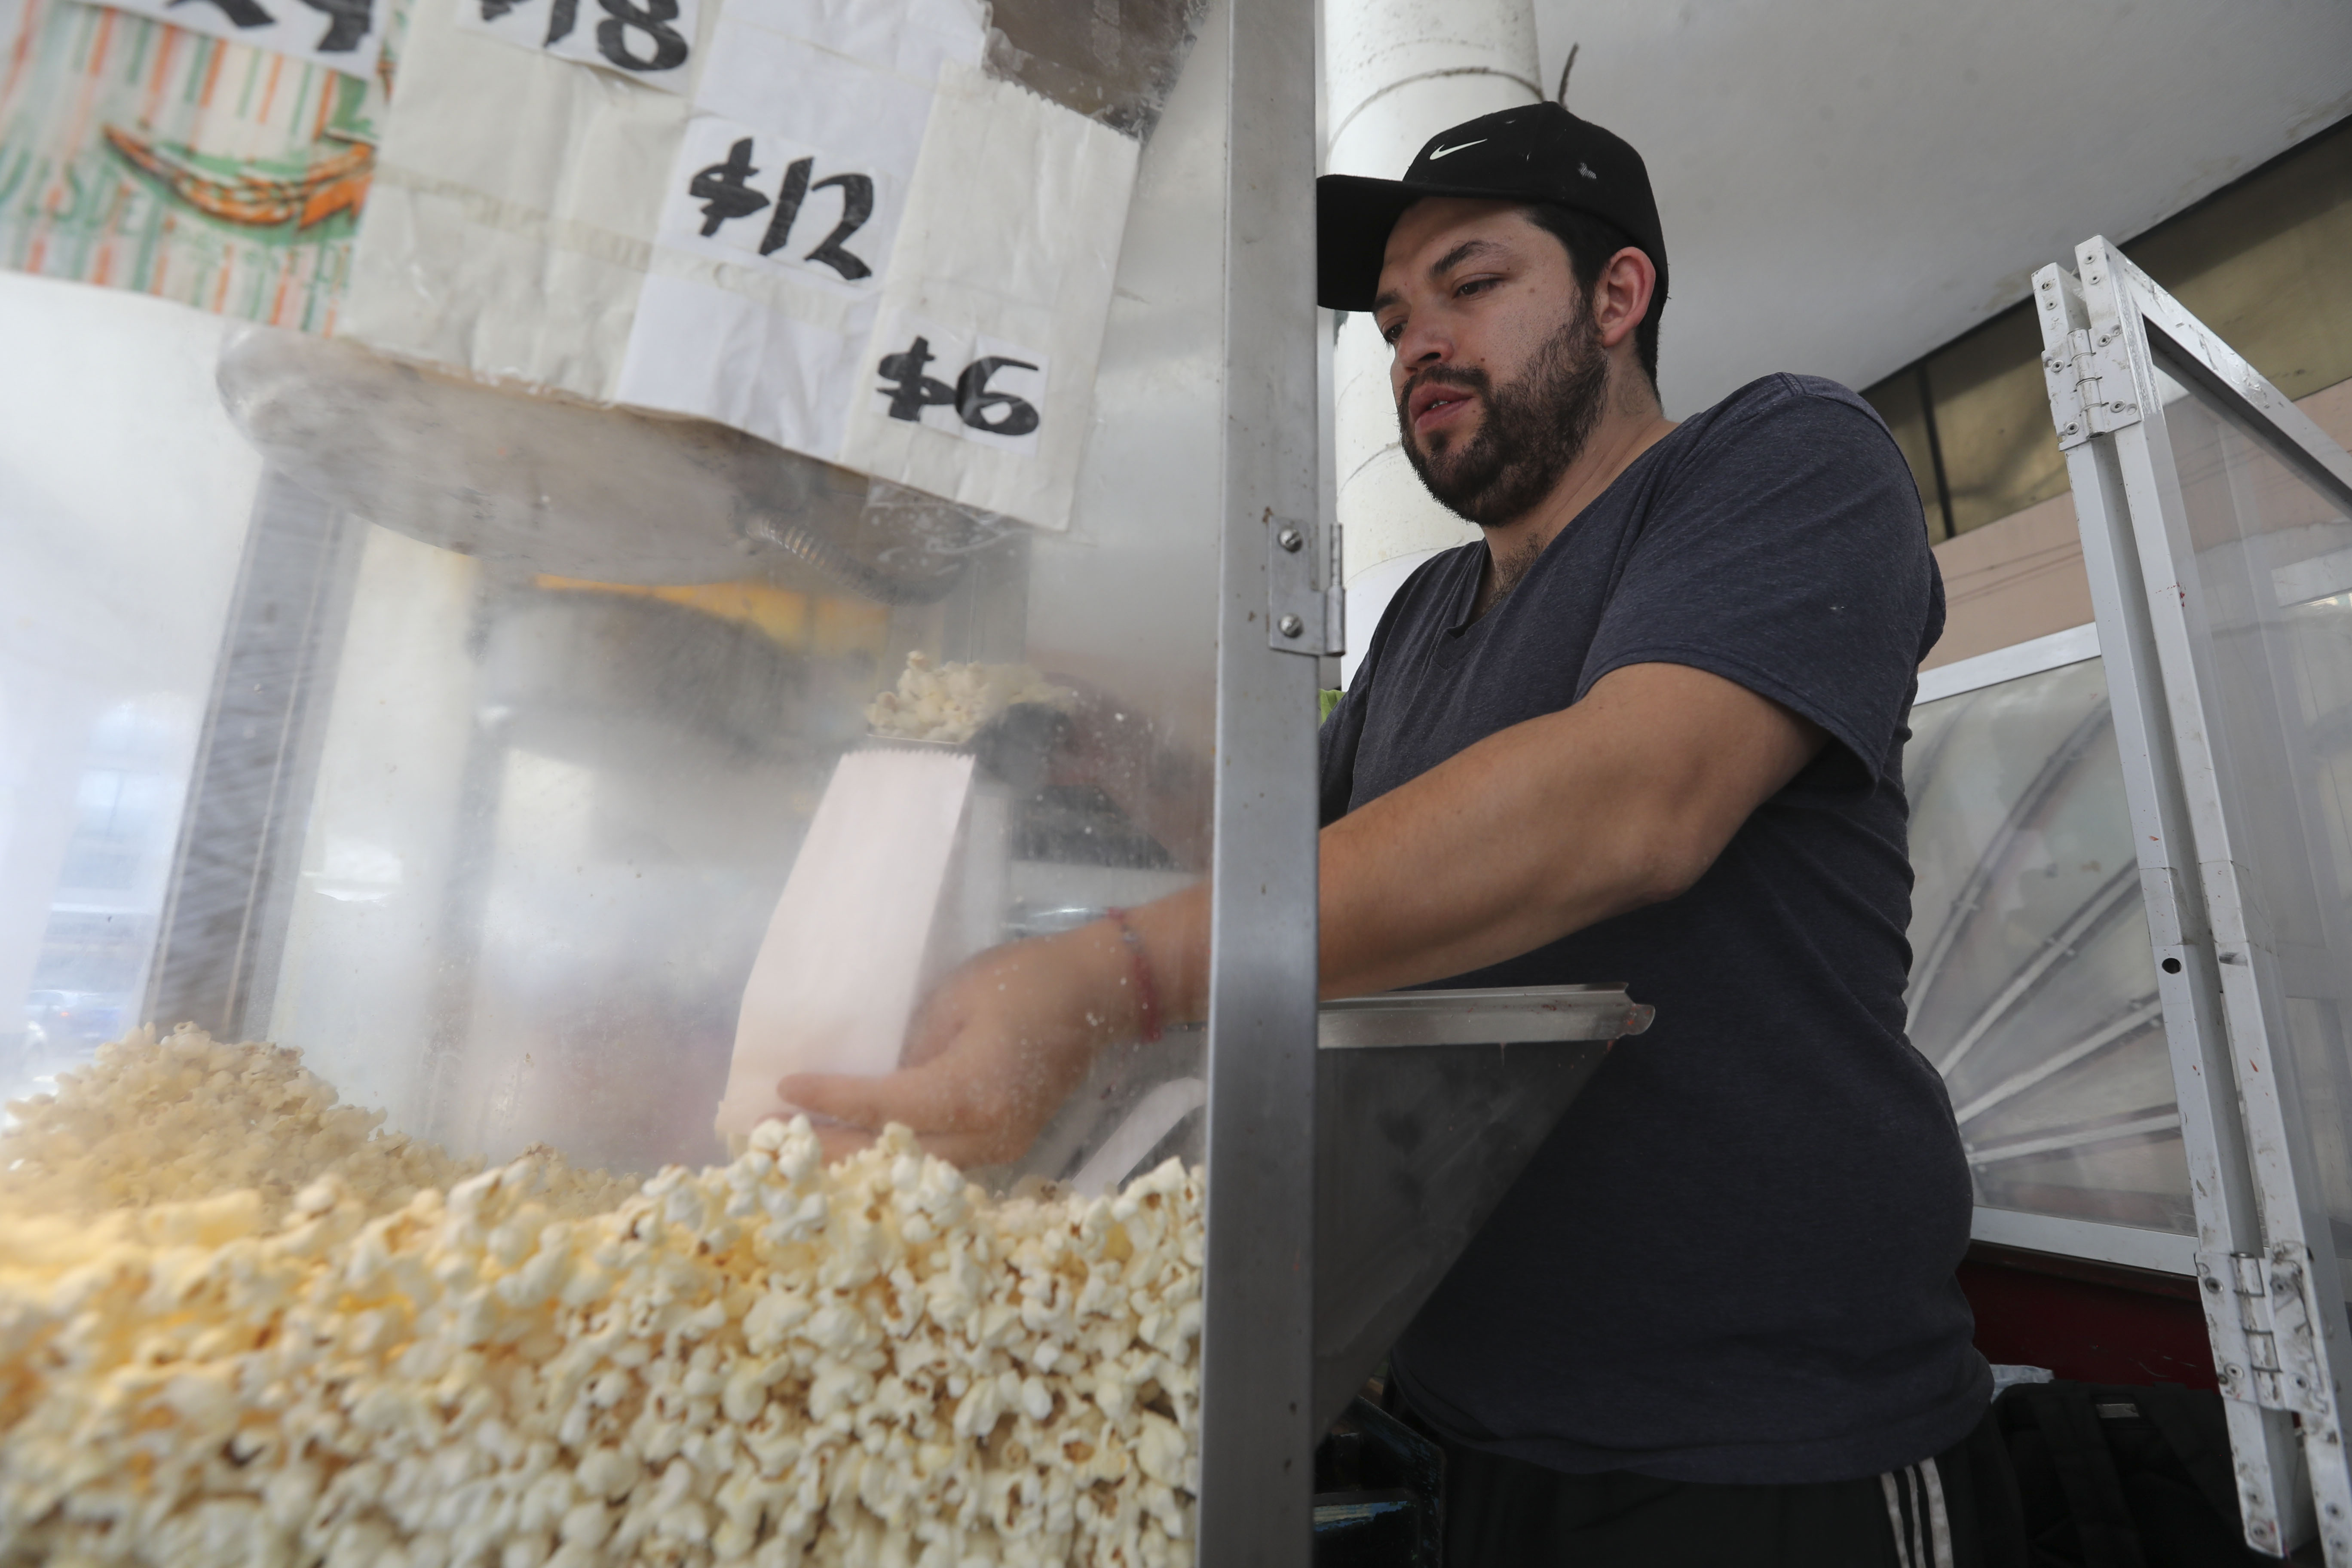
[{"left": 1592, "top": 247, "right": 1655, "bottom": 354}]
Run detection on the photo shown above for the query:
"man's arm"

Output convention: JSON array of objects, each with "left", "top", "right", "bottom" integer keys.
[{"left": 781, "top": 661, "right": 1825, "bottom": 1164}]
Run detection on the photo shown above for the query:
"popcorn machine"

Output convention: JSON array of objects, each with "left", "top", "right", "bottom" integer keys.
[{"left": 0, "top": 0, "right": 1648, "bottom": 1554}]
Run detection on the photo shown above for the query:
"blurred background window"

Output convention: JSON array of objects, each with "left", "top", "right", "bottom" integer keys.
[{"left": 1866, "top": 112, "right": 2352, "bottom": 542}]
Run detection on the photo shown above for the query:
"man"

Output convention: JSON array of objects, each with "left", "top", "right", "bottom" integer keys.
[{"left": 787, "top": 102, "right": 2013, "bottom": 1564}]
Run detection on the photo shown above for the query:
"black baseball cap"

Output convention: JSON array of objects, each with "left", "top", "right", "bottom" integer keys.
[{"left": 1317, "top": 101, "right": 1666, "bottom": 315}]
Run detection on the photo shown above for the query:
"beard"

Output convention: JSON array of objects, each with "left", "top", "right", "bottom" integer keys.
[{"left": 1398, "top": 305, "right": 1610, "bottom": 527}]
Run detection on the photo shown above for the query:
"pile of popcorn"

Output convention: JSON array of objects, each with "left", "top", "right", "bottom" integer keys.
[
  {"left": 0, "top": 1026, "right": 633, "bottom": 1227},
  {"left": 0, "top": 1030, "right": 1204, "bottom": 1566},
  {"left": 865, "top": 653, "right": 1076, "bottom": 745}
]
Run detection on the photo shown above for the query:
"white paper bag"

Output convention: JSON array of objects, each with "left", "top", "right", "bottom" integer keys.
[{"left": 714, "top": 746, "right": 974, "bottom": 1139}]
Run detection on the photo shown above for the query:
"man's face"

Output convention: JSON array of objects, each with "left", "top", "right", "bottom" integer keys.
[{"left": 1372, "top": 198, "right": 1608, "bottom": 527}]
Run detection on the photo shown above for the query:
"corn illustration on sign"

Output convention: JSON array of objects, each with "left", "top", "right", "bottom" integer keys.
[{"left": 0, "top": 0, "right": 397, "bottom": 332}]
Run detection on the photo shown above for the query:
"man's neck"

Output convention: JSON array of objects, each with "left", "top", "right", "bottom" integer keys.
[{"left": 1472, "top": 389, "right": 1677, "bottom": 619}]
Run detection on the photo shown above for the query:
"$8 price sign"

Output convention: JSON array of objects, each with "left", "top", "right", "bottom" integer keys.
[
  {"left": 461, "top": 0, "right": 695, "bottom": 87},
  {"left": 873, "top": 329, "right": 1048, "bottom": 455}
]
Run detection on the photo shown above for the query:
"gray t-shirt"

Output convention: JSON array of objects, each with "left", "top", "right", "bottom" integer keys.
[{"left": 1320, "top": 373, "right": 1988, "bottom": 1485}]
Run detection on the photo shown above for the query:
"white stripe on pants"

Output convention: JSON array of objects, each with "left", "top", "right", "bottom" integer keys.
[{"left": 1879, "top": 1457, "right": 1954, "bottom": 1568}]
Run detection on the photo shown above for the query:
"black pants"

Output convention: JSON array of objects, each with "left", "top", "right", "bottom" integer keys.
[{"left": 1421, "top": 1403, "right": 2026, "bottom": 1568}]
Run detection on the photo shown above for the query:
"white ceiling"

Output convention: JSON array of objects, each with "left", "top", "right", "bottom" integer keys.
[{"left": 1531, "top": 0, "right": 2352, "bottom": 416}]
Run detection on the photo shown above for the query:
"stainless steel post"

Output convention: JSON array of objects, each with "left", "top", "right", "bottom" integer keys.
[{"left": 1197, "top": 0, "right": 1324, "bottom": 1551}]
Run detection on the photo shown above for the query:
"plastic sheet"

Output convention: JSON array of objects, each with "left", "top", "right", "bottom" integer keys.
[
  {"left": 1907, "top": 657, "right": 2193, "bottom": 1231},
  {"left": 2153, "top": 371, "right": 2352, "bottom": 1263}
]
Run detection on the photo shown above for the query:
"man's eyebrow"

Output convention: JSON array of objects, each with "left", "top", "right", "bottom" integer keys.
[
  {"left": 1429, "top": 238, "right": 1502, "bottom": 279},
  {"left": 1374, "top": 237, "right": 1505, "bottom": 316}
]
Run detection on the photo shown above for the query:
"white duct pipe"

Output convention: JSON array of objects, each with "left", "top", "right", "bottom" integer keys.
[{"left": 1325, "top": 0, "right": 1541, "bottom": 686}]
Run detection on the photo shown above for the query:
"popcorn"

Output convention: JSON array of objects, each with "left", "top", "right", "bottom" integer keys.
[
  {"left": 865, "top": 651, "right": 1076, "bottom": 744},
  {"left": 0, "top": 1024, "right": 637, "bottom": 1225},
  {"left": 0, "top": 1032, "right": 1204, "bottom": 1566}
]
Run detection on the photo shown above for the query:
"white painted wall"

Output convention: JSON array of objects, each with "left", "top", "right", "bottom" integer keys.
[
  {"left": 1527, "top": 0, "right": 2352, "bottom": 415},
  {"left": 1325, "top": 0, "right": 1540, "bottom": 685}
]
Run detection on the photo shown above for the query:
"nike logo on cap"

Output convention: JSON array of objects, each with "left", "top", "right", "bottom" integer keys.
[{"left": 1427, "top": 139, "right": 1485, "bottom": 160}]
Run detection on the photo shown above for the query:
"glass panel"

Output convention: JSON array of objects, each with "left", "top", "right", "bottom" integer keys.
[
  {"left": 0, "top": 276, "right": 260, "bottom": 1103},
  {"left": 1907, "top": 657, "right": 2193, "bottom": 1231},
  {"left": 47, "top": 19, "right": 1238, "bottom": 1191},
  {"left": 2153, "top": 362, "right": 2352, "bottom": 1261}
]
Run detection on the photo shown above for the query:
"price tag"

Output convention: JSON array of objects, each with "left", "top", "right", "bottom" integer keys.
[
  {"left": 88, "top": 0, "right": 386, "bottom": 74},
  {"left": 455, "top": 0, "right": 695, "bottom": 89},
  {"left": 870, "top": 316, "right": 1050, "bottom": 456},
  {"left": 340, "top": 0, "right": 1135, "bottom": 528},
  {"left": 655, "top": 116, "right": 893, "bottom": 286}
]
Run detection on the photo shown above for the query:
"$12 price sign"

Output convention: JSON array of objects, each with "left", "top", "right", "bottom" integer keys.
[
  {"left": 655, "top": 116, "right": 892, "bottom": 284},
  {"left": 456, "top": 0, "right": 697, "bottom": 89}
]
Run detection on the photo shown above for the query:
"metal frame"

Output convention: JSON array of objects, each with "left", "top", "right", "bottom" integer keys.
[
  {"left": 1197, "top": 0, "right": 1325, "bottom": 1550},
  {"left": 147, "top": 474, "right": 363, "bottom": 1042},
  {"left": 2036, "top": 236, "right": 2352, "bottom": 1560},
  {"left": 1317, "top": 983, "right": 1651, "bottom": 1048},
  {"left": 1914, "top": 621, "right": 2099, "bottom": 704},
  {"left": 1969, "top": 1207, "right": 2196, "bottom": 1277}
]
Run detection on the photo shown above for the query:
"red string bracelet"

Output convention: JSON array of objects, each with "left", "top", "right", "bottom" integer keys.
[{"left": 1103, "top": 907, "right": 1163, "bottom": 1043}]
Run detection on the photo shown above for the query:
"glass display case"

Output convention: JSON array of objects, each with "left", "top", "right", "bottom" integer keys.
[
  {"left": 0, "top": 0, "right": 1283, "bottom": 1554},
  {"left": 0, "top": 0, "right": 1653, "bottom": 1553}
]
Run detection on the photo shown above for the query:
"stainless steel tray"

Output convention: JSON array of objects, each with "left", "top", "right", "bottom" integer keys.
[
  {"left": 1318, "top": 983, "right": 1653, "bottom": 1050},
  {"left": 1313, "top": 983, "right": 1652, "bottom": 1425}
]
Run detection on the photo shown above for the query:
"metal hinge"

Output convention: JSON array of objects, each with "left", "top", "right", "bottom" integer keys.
[
  {"left": 2199, "top": 1243, "right": 2334, "bottom": 1417},
  {"left": 1268, "top": 516, "right": 1344, "bottom": 657},
  {"left": 2043, "top": 325, "right": 2141, "bottom": 451}
]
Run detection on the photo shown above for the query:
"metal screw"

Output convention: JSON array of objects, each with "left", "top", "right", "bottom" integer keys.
[
  {"left": 1276, "top": 525, "right": 1304, "bottom": 553},
  {"left": 1277, "top": 613, "right": 1305, "bottom": 639}
]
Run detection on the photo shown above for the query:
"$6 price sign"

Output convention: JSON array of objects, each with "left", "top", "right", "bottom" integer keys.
[{"left": 874, "top": 332, "right": 1047, "bottom": 451}]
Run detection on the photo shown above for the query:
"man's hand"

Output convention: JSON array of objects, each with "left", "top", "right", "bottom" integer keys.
[{"left": 775, "top": 919, "right": 1157, "bottom": 1166}]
